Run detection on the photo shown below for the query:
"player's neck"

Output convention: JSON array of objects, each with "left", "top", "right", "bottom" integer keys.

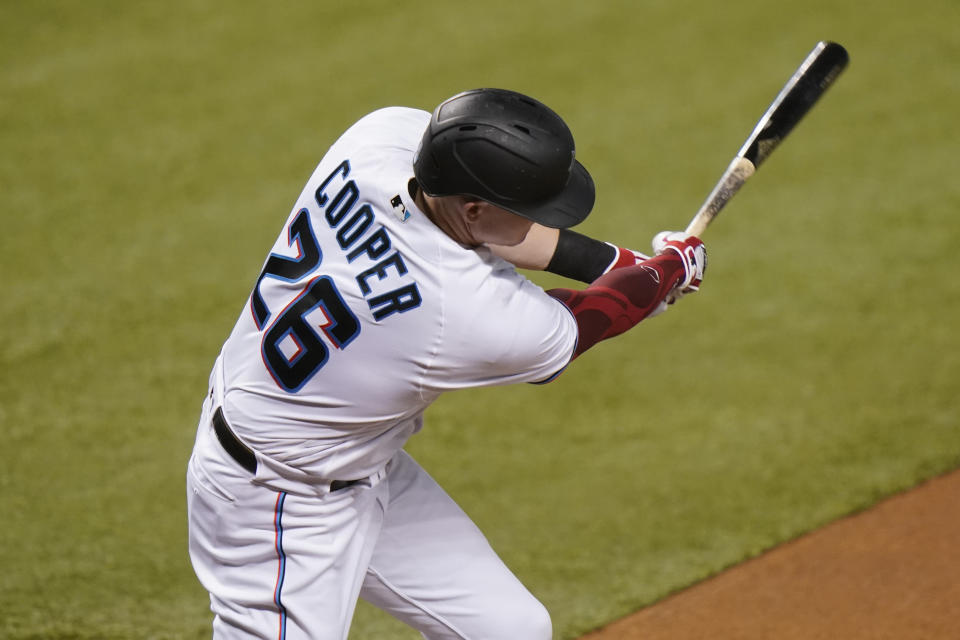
[{"left": 415, "top": 187, "right": 479, "bottom": 248}]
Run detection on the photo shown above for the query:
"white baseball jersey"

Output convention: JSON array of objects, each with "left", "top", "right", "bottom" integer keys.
[{"left": 213, "top": 106, "right": 578, "bottom": 493}]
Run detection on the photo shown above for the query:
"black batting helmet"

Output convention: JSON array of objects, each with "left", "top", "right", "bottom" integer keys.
[{"left": 413, "top": 88, "right": 595, "bottom": 229}]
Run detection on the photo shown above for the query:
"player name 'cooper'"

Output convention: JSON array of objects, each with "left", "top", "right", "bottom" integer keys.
[{"left": 314, "top": 158, "right": 423, "bottom": 321}]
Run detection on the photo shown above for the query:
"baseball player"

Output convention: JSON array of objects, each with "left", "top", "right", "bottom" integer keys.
[{"left": 187, "top": 88, "right": 705, "bottom": 640}]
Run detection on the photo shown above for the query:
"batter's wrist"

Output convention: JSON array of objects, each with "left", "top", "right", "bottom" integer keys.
[{"left": 545, "top": 229, "right": 618, "bottom": 284}]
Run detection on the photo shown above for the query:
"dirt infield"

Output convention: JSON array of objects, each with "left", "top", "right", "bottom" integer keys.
[{"left": 581, "top": 469, "right": 960, "bottom": 640}]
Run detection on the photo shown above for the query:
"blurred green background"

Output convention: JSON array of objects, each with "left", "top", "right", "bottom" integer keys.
[{"left": 2, "top": 1, "right": 958, "bottom": 638}]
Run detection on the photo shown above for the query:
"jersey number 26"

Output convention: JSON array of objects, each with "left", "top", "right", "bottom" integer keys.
[{"left": 250, "top": 209, "right": 360, "bottom": 392}]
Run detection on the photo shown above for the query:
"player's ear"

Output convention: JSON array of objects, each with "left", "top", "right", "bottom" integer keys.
[{"left": 462, "top": 198, "right": 483, "bottom": 222}]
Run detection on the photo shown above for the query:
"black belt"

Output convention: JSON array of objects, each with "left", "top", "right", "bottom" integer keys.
[
  {"left": 212, "top": 407, "right": 361, "bottom": 491},
  {"left": 213, "top": 407, "right": 257, "bottom": 473}
]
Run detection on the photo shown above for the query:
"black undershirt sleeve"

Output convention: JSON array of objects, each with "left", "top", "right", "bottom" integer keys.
[{"left": 545, "top": 229, "right": 617, "bottom": 284}]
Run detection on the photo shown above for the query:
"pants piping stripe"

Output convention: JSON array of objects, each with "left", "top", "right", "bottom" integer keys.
[{"left": 273, "top": 492, "right": 288, "bottom": 640}]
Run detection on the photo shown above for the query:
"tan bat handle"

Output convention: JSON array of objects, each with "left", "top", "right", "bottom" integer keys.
[{"left": 685, "top": 156, "right": 756, "bottom": 237}]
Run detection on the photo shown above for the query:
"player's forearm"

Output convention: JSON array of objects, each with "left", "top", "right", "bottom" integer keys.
[
  {"left": 489, "top": 226, "right": 627, "bottom": 284},
  {"left": 547, "top": 254, "right": 685, "bottom": 358},
  {"left": 486, "top": 224, "right": 560, "bottom": 270}
]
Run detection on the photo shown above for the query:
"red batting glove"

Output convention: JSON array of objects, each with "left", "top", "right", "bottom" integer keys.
[{"left": 652, "top": 231, "right": 707, "bottom": 295}]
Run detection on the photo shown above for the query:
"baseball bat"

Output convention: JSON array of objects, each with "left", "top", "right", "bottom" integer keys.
[{"left": 685, "top": 41, "right": 849, "bottom": 237}]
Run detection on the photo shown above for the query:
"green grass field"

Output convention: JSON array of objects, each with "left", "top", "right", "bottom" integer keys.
[{"left": 2, "top": 1, "right": 958, "bottom": 638}]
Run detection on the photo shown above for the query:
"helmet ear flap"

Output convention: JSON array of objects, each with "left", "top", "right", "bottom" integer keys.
[{"left": 413, "top": 88, "right": 595, "bottom": 229}]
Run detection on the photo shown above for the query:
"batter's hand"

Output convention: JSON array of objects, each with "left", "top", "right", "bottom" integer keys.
[{"left": 652, "top": 231, "right": 707, "bottom": 298}]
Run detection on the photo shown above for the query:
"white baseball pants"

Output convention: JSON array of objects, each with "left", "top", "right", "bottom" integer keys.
[{"left": 187, "top": 413, "right": 552, "bottom": 640}]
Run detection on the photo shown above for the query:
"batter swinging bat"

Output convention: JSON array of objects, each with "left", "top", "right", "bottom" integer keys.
[{"left": 685, "top": 41, "right": 849, "bottom": 237}]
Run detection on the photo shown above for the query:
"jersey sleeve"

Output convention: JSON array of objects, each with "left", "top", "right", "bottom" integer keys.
[{"left": 421, "top": 260, "right": 578, "bottom": 391}]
